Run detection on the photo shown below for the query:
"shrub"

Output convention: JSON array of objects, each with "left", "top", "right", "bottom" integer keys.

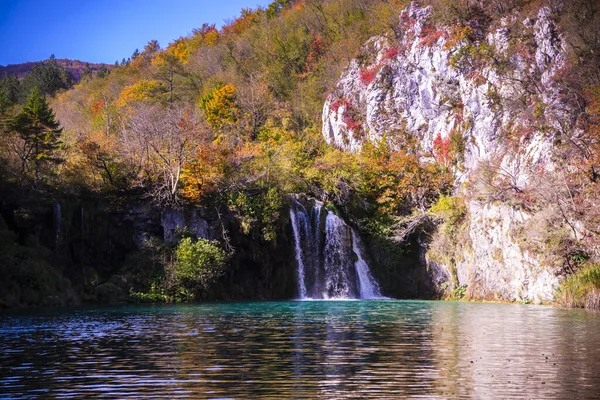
[
  {"left": 172, "top": 237, "right": 229, "bottom": 297},
  {"left": 427, "top": 195, "right": 470, "bottom": 294},
  {"left": 359, "top": 65, "right": 380, "bottom": 86},
  {"left": 556, "top": 264, "right": 600, "bottom": 310},
  {"left": 382, "top": 46, "right": 400, "bottom": 61},
  {"left": 429, "top": 195, "right": 466, "bottom": 228},
  {"left": 419, "top": 24, "right": 446, "bottom": 47}
]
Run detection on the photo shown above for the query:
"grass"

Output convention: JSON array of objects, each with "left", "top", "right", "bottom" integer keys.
[{"left": 555, "top": 264, "right": 600, "bottom": 310}]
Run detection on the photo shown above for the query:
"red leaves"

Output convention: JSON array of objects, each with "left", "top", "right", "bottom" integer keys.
[
  {"left": 359, "top": 66, "right": 379, "bottom": 86},
  {"left": 330, "top": 97, "right": 352, "bottom": 114},
  {"left": 330, "top": 97, "right": 362, "bottom": 137},
  {"left": 433, "top": 133, "right": 452, "bottom": 167},
  {"left": 299, "top": 32, "right": 327, "bottom": 79},
  {"left": 400, "top": 12, "right": 417, "bottom": 31},
  {"left": 343, "top": 114, "right": 361, "bottom": 133},
  {"left": 382, "top": 46, "right": 400, "bottom": 61},
  {"left": 419, "top": 24, "right": 446, "bottom": 47}
]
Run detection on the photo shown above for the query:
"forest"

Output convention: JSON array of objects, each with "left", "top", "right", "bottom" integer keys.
[{"left": 1, "top": 0, "right": 599, "bottom": 309}]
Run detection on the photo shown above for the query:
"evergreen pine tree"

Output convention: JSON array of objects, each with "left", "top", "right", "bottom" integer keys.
[{"left": 10, "top": 87, "right": 63, "bottom": 183}]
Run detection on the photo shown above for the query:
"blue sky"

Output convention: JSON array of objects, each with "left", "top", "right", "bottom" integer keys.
[{"left": 0, "top": 0, "right": 272, "bottom": 66}]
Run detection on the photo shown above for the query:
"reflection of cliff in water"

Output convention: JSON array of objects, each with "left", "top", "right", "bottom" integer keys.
[{"left": 1, "top": 303, "right": 600, "bottom": 398}]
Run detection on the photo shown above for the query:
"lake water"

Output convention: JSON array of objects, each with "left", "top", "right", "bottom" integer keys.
[{"left": 1, "top": 301, "right": 599, "bottom": 399}]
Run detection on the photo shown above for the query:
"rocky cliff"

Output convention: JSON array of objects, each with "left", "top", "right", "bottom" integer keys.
[{"left": 322, "top": 3, "right": 578, "bottom": 303}]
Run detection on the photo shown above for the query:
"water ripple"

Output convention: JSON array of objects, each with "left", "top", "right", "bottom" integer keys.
[{"left": 1, "top": 301, "right": 599, "bottom": 399}]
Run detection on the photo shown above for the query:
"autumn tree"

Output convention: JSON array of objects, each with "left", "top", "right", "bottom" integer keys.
[
  {"left": 200, "top": 84, "right": 240, "bottom": 133},
  {"left": 123, "top": 105, "right": 206, "bottom": 204},
  {"left": 152, "top": 39, "right": 193, "bottom": 103},
  {"left": 116, "top": 80, "right": 167, "bottom": 106},
  {"left": 236, "top": 74, "right": 274, "bottom": 138}
]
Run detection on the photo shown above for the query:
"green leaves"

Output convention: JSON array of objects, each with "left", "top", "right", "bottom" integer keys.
[
  {"left": 173, "top": 237, "right": 230, "bottom": 296},
  {"left": 9, "top": 87, "right": 63, "bottom": 182}
]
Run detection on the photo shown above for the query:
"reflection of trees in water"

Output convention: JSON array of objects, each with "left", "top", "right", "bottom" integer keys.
[
  {"left": 429, "top": 303, "right": 600, "bottom": 399},
  {"left": 2, "top": 303, "right": 600, "bottom": 398},
  {"left": 172, "top": 301, "right": 441, "bottom": 397},
  {"left": 290, "top": 301, "right": 440, "bottom": 398},
  {"left": 0, "top": 310, "right": 187, "bottom": 397}
]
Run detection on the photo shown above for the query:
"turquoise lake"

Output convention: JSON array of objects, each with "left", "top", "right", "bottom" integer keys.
[{"left": 1, "top": 300, "right": 600, "bottom": 398}]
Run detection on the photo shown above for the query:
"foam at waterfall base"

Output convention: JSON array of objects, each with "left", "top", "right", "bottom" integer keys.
[{"left": 290, "top": 197, "right": 391, "bottom": 300}]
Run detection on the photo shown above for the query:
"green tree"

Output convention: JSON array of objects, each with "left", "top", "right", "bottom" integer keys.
[
  {"left": 173, "top": 237, "right": 229, "bottom": 298},
  {"left": 81, "top": 63, "right": 93, "bottom": 80},
  {"left": 21, "top": 55, "right": 73, "bottom": 99},
  {"left": 0, "top": 74, "right": 21, "bottom": 108},
  {"left": 0, "top": 89, "right": 9, "bottom": 114},
  {"left": 96, "top": 65, "right": 109, "bottom": 79},
  {"left": 266, "top": 0, "right": 290, "bottom": 19},
  {"left": 9, "top": 87, "right": 63, "bottom": 183}
]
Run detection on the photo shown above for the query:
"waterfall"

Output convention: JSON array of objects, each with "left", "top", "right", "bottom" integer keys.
[
  {"left": 323, "top": 212, "right": 357, "bottom": 299},
  {"left": 54, "top": 202, "right": 62, "bottom": 249},
  {"left": 290, "top": 198, "right": 386, "bottom": 300},
  {"left": 290, "top": 206, "right": 308, "bottom": 299},
  {"left": 352, "top": 230, "right": 384, "bottom": 299}
]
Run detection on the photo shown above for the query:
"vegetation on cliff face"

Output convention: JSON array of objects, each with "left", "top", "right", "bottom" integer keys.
[
  {"left": 556, "top": 264, "right": 600, "bottom": 309},
  {"left": 1, "top": 0, "right": 599, "bottom": 308}
]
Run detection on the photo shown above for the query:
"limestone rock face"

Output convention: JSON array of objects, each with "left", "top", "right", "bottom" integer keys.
[
  {"left": 161, "top": 208, "right": 211, "bottom": 244},
  {"left": 323, "top": 3, "right": 573, "bottom": 302}
]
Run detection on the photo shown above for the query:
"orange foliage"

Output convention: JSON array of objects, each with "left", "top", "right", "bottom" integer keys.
[
  {"left": 91, "top": 99, "right": 105, "bottom": 115},
  {"left": 204, "top": 30, "right": 219, "bottom": 47},
  {"left": 360, "top": 142, "right": 452, "bottom": 213},
  {"left": 221, "top": 8, "right": 259, "bottom": 37},
  {"left": 180, "top": 143, "right": 227, "bottom": 201},
  {"left": 444, "top": 24, "right": 473, "bottom": 50},
  {"left": 584, "top": 85, "right": 600, "bottom": 173},
  {"left": 433, "top": 133, "right": 452, "bottom": 167},
  {"left": 419, "top": 24, "right": 447, "bottom": 47}
]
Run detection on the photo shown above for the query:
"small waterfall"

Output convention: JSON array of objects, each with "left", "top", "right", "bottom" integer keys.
[
  {"left": 323, "top": 212, "right": 357, "bottom": 299},
  {"left": 290, "top": 205, "right": 308, "bottom": 299},
  {"left": 54, "top": 202, "right": 62, "bottom": 249},
  {"left": 352, "top": 230, "right": 385, "bottom": 299},
  {"left": 290, "top": 198, "right": 386, "bottom": 300}
]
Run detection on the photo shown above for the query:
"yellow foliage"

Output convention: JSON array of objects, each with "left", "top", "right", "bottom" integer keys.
[
  {"left": 204, "top": 30, "right": 219, "bottom": 47},
  {"left": 168, "top": 39, "right": 191, "bottom": 64},
  {"left": 116, "top": 80, "right": 164, "bottom": 106},
  {"left": 200, "top": 84, "right": 239, "bottom": 130},
  {"left": 444, "top": 24, "right": 473, "bottom": 50}
]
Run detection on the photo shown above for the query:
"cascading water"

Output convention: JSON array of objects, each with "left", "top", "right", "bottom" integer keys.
[
  {"left": 352, "top": 230, "right": 384, "bottom": 299},
  {"left": 290, "top": 198, "right": 386, "bottom": 300},
  {"left": 290, "top": 204, "right": 308, "bottom": 299},
  {"left": 54, "top": 202, "right": 62, "bottom": 249},
  {"left": 323, "top": 212, "right": 358, "bottom": 299}
]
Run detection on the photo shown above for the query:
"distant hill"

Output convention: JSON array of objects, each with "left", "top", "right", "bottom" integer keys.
[{"left": 0, "top": 58, "right": 112, "bottom": 81}]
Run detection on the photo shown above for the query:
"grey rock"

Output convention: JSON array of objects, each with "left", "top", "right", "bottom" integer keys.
[{"left": 322, "top": 3, "right": 572, "bottom": 302}]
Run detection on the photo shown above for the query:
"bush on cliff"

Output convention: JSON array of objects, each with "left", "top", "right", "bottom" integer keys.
[
  {"left": 556, "top": 264, "right": 600, "bottom": 310},
  {"left": 171, "top": 237, "right": 230, "bottom": 300}
]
